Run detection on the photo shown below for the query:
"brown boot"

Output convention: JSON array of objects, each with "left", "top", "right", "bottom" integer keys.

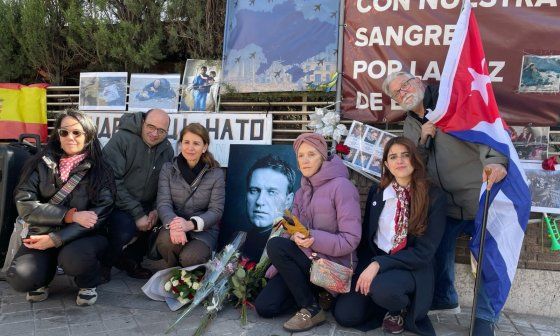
[{"left": 283, "top": 308, "right": 325, "bottom": 332}]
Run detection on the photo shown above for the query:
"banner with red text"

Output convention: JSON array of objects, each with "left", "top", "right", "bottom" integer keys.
[{"left": 342, "top": 1, "right": 559, "bottom": 125}]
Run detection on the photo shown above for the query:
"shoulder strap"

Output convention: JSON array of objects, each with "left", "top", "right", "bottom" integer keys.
[
  {"left": 49, "top": 170, "right": 87, "bottom": 205},
  {"left": 183, "top": 164, "right": 210, "bottom": 204}
]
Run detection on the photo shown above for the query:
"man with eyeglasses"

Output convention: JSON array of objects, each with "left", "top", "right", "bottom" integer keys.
[
  {"left": 101, "top": 109, "right": 174, "bottom": 281},
  {"left": 382, "top": 71, "right": 507, "bottom": 336}
]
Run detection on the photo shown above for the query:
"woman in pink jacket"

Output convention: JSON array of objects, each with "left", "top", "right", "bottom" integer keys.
[{"left": 255, "top": 133, "right": 362, "bottom": 332}]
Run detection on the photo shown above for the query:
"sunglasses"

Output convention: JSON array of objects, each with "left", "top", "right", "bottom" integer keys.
[{"left": 58, "top": 129, "right": 85, "bottom": 138}]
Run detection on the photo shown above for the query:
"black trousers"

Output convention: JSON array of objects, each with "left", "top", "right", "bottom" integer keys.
[
  {"left": 255, "top": 237, "right": 317, "bottom": 318},
  {"left": 334, "top": 268, "right": 415, "bottom": 328},
  {"left": 7, "top": 235, "right": 107, "bottom": 292},
  {"left": 103, "top": 209, "right": 149, "bottom": 266}
]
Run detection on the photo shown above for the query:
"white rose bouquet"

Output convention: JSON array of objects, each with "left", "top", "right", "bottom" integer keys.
[{"left": 163, "top": 268, "right": 205, "bottom": 305}]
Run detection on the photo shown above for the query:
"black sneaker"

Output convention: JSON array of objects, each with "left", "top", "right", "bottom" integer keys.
[
  {"left": 76, "top": 288, "right": 97, "bottom": 306},
  {"left": 428, "top": 302, "right": 461, "bottom": 315},
  {"left": 473, "top": 317, "right": 495, "bottom": 336}
]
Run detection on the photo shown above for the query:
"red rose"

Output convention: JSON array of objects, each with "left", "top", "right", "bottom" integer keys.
[
  {"left": 245, "top": 261, "right": 256, "bottom": 271},
  {"left": 336, "top": 144, "right": 350, "bottom": 155},
  {"left": 542, "top": 156, "right": 557, "bottom": 171},
  {"left": 239, "top": 257, "right": 249, "bottom": 268}
]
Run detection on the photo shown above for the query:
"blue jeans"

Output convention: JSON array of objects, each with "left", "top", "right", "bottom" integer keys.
[{"left": 433, "top": 217, "right": 497, "bottom": 323}]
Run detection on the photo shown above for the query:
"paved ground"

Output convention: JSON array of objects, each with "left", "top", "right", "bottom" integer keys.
[{"left": 0, "top": 267, "right": 558, "bottom": 336}]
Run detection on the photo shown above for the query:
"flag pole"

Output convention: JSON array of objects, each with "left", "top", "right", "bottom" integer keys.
[{"left": 469, "top": 168, "right": 493, "bottom": 336}]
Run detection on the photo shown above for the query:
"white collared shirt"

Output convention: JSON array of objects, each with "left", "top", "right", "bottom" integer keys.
[{"left": 373, "top": 185, "right": 398, "bottom": 253}]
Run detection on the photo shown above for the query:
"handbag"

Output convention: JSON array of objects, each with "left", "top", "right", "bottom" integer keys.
[
  {"left": 309, "top": 252, "right": 353, "bottom": 294},
  {"left": 1, "top": 168, "right": 87, "bottom": 273}
]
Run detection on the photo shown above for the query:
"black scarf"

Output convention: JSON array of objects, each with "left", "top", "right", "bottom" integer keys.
[{"left": 177, "top": 154, "right": 205, "bottom": 185}]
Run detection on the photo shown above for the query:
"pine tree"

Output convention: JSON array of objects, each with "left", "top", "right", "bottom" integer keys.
[{"left": 0, "top": 0, "right": 226, "bottom": 84}]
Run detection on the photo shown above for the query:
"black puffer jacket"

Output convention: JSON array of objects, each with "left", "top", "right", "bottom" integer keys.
[
  {"left": 14, "top": 154, "right": 114, "bottom": 247},
  {"left": 102, "top": 112, "right": 174, "bottom": 219}
]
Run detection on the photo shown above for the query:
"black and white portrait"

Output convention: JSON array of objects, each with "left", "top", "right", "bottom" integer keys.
[
  {"left": 509, "top": 126, "right": 549, "bottom": 161},
  {"left": 218, "top": 145, "right": 301, "bottom": 261},
  {"left": 523, "top": 163, "right": 560, "bottom": 214}
]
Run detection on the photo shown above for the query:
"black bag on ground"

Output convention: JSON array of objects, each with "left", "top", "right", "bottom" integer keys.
[{"left": 0, "top": 134, "right": 41, "bottom": 271}]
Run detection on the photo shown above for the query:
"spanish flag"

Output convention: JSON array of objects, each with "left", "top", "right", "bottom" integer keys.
[{"left": 0, "top": 83, "right": 48, "bottom": 142}]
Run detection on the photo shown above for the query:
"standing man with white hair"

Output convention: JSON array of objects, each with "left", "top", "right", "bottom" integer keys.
[{"left": 382, "top": 71, "right": 507, "bottom": 336}]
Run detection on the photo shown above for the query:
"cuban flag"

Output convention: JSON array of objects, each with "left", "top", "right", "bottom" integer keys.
[{"left": 425, "top": 2, "right": 531, "bottom": 317}]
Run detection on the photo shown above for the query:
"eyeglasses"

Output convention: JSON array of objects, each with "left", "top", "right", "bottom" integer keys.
[
  {"left": 144, "top": 123, "right": 168, "bottom": 136},
  {"left": 389, "top": 78, "right": 415, "bottom": 100},
  {"left": 58, "top": 129, "right": 85, "bottom": 138}
]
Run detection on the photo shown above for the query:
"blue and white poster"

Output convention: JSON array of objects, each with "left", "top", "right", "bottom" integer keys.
[
  {"left": 222, "top": 0, "right": 339, "bottom": 93},
  {"left": 128, "top": 74, "right": 180, "bottom": 112}
]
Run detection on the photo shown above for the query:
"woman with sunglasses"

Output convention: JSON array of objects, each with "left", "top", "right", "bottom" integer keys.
[
  {"left": 334, "top": 137, "right": 446, "bottom": 335},
  {"left": 6, "top": 109, "right": 115, "bottom": 306}
]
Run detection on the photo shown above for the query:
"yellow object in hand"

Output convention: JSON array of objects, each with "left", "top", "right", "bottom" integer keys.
[{"left": 274, "top": 209, "right": 309, "bottom": 238}]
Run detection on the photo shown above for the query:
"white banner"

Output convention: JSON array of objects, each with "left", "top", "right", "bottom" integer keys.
[{"left": 86, "top": 112, "right": 273, "bottom": 167}]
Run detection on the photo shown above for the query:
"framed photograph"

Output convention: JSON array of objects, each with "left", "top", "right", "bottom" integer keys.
[
  {"left": 343, "top": 120, "right": 395, "bottom": 177},
  {"left": 128, "top": 74, "right": 181, "bottom": 112},
  {"left": 218, "top": 145, "right": 301, "bottom": 261},
  {"left": 509, "top": 126, "right": 549, "bottom": 161},
  {"left": 518, "top": 55, "right": 560, "bottom": 93},
  {"left": 79, "top": 72, "right": 127, "bottom": 111},
  {"left": 522, "top": 162, "right": 560, "bottom": 214},
  {"left": 180, "top": 59, "right": 222, "bottom": 112}
]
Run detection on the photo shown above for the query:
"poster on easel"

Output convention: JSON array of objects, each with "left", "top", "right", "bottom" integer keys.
[
  {"left": 79, "top": 72, "right": 127, "bottom": 111},
  {"left": 522, "top": 162, "right": 560, "bottom": 215},
  {"left": 128, "top": 74, "right": 181, "bottom": 112},
  {"left": 180, "top": 59, "right": 221, "bottom": 113},
  {"left": 508, "top": 126, "right": 549, "bottom": 162}
]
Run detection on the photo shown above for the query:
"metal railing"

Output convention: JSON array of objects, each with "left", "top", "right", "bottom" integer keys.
[
  {"left": 45, "top": 86, "right": 401, "bottom": 143},
  {"left": 46, "top": 86, "right": 557, "bottom": 152}
]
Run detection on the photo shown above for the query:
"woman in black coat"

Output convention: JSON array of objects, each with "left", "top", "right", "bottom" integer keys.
[
  {"left": 7, "top": 109, "right": 115, "bottom": 306},
  {"left": 334, "top": 137, "right": 446, "bottom": 335}
]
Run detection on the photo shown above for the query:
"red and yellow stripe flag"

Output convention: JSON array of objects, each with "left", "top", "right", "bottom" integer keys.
[{"left": 0, "top": 83, "right": 49, "bottom": 142}]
